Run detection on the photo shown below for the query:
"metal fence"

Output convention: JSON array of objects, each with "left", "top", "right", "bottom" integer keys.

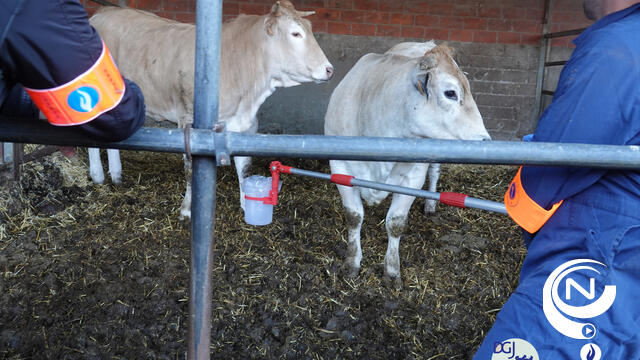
[{"left": 2, "top": 1, "right": 640, "bottom": 359}]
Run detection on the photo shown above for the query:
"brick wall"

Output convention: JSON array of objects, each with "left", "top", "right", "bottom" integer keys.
[
  {"left": 83, "top": 0, "right": 591, "bottom": 47},
  {"left": 82, "top": 0, "right": 593, "bottom": 140}
]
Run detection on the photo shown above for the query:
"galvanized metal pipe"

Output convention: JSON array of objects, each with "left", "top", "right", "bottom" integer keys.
[
  {"left": 285, "top": 166, "right": 507, "bottom": 214},
  {"left": 1, "top": 119, "right": 640, "bottom": 169},
  {"left": 188, "top": 0, "right": 222, "bottom": 358}
]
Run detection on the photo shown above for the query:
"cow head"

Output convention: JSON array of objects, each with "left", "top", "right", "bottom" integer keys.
[
  {"left": 264, "top": 0, "right": 334, "bottom": 86},
  {"left": 410, "top": 44, "right": 490, "bottom": 141}
]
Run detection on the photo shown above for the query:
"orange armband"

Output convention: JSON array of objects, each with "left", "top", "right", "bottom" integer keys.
[
  {"left": 504, "top": 166, "right": 563, "bottom": 234},
  {"left": 24, "top": 40, "right": 125, "bottom": 126}
]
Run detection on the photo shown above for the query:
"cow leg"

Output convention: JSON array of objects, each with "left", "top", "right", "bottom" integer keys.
[
  {"left": 179, "top": 154, "right": 193, "bottom": 220},
  {"left": 88, "top": 147, "right": 105, "bottom": 184},
  {"left": 330, "top": 160, "right": 364, "bottom": 277},
  {"left": 424, "top": 163, "right": 441, "bottom": 213},
  {"left": 234, "top": 156, "right": 252, "bottom": 211},
  {"left": 384, "top": 193, "right": 416, "bottom": 290},
  {"left": 106, "top": 149, "right": 122, "bottom": 185}
]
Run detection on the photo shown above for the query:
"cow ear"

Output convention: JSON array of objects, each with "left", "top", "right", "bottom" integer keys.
[
  {"left": 420, "top": 54, "right": 438, "bottom": 71},
  {"left": 265, "top": 17, "right": 276, "bottom": 36},
  {"left": 414, "top": 72, "right": 429, "bottom": 98}
]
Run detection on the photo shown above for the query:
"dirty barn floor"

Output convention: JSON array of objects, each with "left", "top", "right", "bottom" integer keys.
[{"left": 0, "top": 149, "right": 523, "bottom": 359}]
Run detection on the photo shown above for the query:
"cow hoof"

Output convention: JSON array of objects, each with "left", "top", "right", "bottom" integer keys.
[
  {"left": 424, "top": 200, "right": 437, "bottom": 213},
  {"left": 110, "top": 175, "right": 122, "bottom": 186},
  {"left": 383, "top": 275, "right": 402, "bottom": 290},
  {"left": 179, "top": 209, "right": 191, "bottom": 221},
  {"left": 340, "top": 263, "right": 360, "bottom": 278}
]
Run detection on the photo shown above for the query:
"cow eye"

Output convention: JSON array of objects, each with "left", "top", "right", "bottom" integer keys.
[
  {"left": 292, "top": 32, "right": 303, "bottom": 38},
  {"left": 444, "top": 90, "right": 458, "bottom": 101}
]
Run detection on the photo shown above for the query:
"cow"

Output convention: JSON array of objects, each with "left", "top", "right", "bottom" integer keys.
[
  {"left": 88, "top": 0, "right": 334, "bottom": 219},
  {"left": 324, "top": 41, "right": 490, "bottom": 288}
]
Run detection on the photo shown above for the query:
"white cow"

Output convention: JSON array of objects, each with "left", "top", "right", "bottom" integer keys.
[
  {"left": 88, "top": 1, "right": 333, "bottom": 219},
  {"left": 324, "top": 42, "right": 490, "bottom": 288}
]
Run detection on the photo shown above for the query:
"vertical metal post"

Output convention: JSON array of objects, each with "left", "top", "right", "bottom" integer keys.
[
  {"left": 533, "top": 0, "right": 552, "bottom": 124},
  {"left": 188, "top": 0, "right": 221, "bottom": 359}
]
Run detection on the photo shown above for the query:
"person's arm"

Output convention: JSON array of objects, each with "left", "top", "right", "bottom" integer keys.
[
  {"left": 1, "top": 0, "right": 144, "bottom": 142},
  {"left": 522, "top": 32, "right": 640, "bottom": 209}
]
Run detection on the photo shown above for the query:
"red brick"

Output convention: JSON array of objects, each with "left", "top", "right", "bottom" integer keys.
[
  {"left": 488, "top": 19, "right": 511, "bottom": 31},
  {"left": 478, "top": 6, "right": 501, "bottom": 18},
  {"left": 379, "top": 0, "right": 403, "bottom": 12},
  {"left": 365, "top": 11, "right": 389, "bottom": 24},
  {"left": 497, "top": 31, "right": 521, "bottom": 44},
  {"left": 352, "top": 23, "right": 376, "bottom": 36},
  {"left": 353, "top": 0, "right": 378, "bottom": 11},
  {"left": 453, "top": 5, "right": 477, "bottom": 17},
  {"left": 428, "top": 3, "right": 452, "bottom": 16},
  {"left": 223, "top": 3, "right": 240, "bottom": 16},
  {"left": 390, "top": 13, "right": 413, "bottom": 25},
  {"left": 512, "top": 20, "right": 540, "bottom": 33},
  {"left": 463, "top": 17, "right": 487, "bottom": 30},
  {"left": 551, "top": 11, "right": 575, "bottom": 23},
  {"left": 328, "top": 21, "right": 351, "bottom": 34},
  {"left": 515, "top": 0, "right": 540, "bottom": 9},
  {"left": 136, "top": 0, "right": 162, "bottom": 11},
  {"left": 405, "top": 0, "right": 428, "bottom": 13},
  {"left": 439, "top": 16, "right": 464, "bottom": 29},
  {"left": 425, "top": 28, "right": 449, "bottom": 41},
  {"left": 449, "top": 29, "right": 474, "bottom": 42},
  {"left": 415, "top": 14, "right": 438, "bottom": 27},
  {"left": 401, "top": 26, "right": 425, "bottom": 38},
  {"left": 239, "top": 4, "right": 267, "bottom": 15},
  {"left": 315, "top": 8, "right": 340, "bottom": 20},
  {"left": 473, "top": 30, "right": 497, "bottom": 43},
  {"left": 341, "top": 10, "right": 365, "bottom": 22},
  {"left": 164, "top": 0, "right": 188, "bottom": 12},
  {"left": 376, "top": 24, "right": 400, "bottom": 37},
  {"left": 297, "top": 0, "right": 325, "bottom": 8},
  {"left": 521, "top": 33, "right": 541, "bottom": 45},
  {"left": 328, "top": 0, "right": 353, "bottom": 9},
  {"left": 310, "top": 20, "right": 327, "bottom": 32},
  {"left": 174, "top": 12, "right": 196, "bottom": 23},
  {"left": 526, "top": 8, "right": 544, "bottom": 21},
  {"left": 503, "top": 7, "right": 527, "bottom": 20}
]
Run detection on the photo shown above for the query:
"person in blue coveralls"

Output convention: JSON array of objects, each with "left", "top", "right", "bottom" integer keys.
[
  {"left": 0, "top": 0, "right": 145, "bottom": 142},
  {"left": 475, "top": 1, "right": 640, "bottom": 359}
]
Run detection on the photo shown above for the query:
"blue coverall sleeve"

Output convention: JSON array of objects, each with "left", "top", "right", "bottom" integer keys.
[
  {"left": 0, "top": 0, "right": 145, "bottom": 142},
  {"left": 521, "top": 32, "right": 640, "bottom": 209}
]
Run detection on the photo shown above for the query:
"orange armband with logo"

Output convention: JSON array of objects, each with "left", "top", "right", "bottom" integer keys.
[
  {"left": 504, "top": 166, "right": 563, "bottom": 234},
  {"left": 24, "top": 40, "right": 125, "bottom": 126}
]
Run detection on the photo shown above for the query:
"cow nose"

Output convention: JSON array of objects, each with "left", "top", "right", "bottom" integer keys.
[{"left": 325, "top": 65, "right": 334, "bottom": 79}]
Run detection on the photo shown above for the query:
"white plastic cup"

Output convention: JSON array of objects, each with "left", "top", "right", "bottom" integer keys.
[{"left": 242, "top": 175, "right": 274, "bottom": 226}]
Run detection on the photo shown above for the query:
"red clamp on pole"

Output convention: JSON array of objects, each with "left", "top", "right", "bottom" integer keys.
[
  {"left": 439, "top": 192, "right": 467, "bottom": 208},
  {"left": 261, "top": 161, "right": 292, "bottom": 205}
]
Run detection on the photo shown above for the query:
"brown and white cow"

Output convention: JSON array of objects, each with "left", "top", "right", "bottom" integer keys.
[
  {"left": 88, "top": 1, "right": 333, "bottom": 219},
  {"left": 324, "top": 41, "right": 489, "bottom": 288}
]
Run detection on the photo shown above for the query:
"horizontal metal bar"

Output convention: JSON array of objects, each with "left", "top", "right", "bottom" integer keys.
[
  {"left": 543, "top": 27, "right": 586, "bottom": 39},
  {"left": 541, "top": 90, "right": 555, "bottom": 96},
  {"left": 544, "top": 60, "right": 567, "bottom": 67},
  {"left": 229, "top": 133, "right": 640, "bottom": 169},
  {"left": 2, "top": 117, "right": 640, "bottom": 169}
]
